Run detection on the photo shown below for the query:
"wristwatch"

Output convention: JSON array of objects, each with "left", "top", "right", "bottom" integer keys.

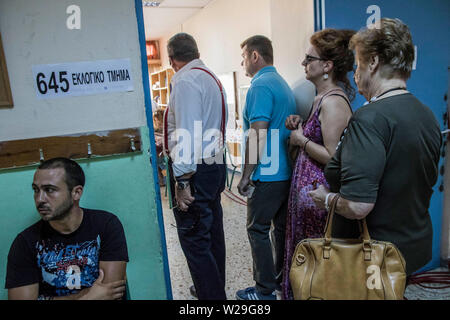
[{"left": 176, "top": 180, "right": 190, "bottom": 191}]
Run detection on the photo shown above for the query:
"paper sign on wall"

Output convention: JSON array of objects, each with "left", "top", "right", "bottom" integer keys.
[{"left": 32, "top": 58, "right": 134, "bottom": 99}]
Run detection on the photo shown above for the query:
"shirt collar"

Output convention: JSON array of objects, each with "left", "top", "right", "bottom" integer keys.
[
  {"left": 172, "top": 59, "right": 205, "bottom": 82},
  {"left": 251, "top": 65, "right": 276, "bottom": 83}
]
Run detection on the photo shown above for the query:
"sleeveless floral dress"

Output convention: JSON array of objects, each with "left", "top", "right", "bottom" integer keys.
[{"left": 281, "top": 88, "right": 350, "bottom": 300}]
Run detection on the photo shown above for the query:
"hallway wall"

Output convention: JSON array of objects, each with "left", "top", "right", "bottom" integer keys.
[{"left": 157, "top": 0, "right": 315, "bottom": 89}]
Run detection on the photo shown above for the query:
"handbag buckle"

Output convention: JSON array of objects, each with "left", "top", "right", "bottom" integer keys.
[
  {"left": 363, "top": 240, "right": 372, "bottom": 261},
  {"left": 296, "top": 254, "right": 306, "bottom": 266},
  {"left": 323, "top": 246, "right": 331, "bottom": 259},
  {"left": 323, "top": 239, "right": 331, "bottom": 259},
  {"left": 323, "top": 248, "right": 331, "bottom": 259}
]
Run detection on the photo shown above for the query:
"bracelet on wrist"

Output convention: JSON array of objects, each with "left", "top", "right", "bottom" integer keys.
[{"left": 303, "top": 139, "right": 311, "bottom": 151}]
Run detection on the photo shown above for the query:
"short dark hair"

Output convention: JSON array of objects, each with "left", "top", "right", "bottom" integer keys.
[
  {"left": 167, "top": 33, "right": 200, "bottom": 62},
  {"left": 38, "top": 157, "right": 85, "bottom": 191},
  {"left": 240, "top": 35, "right": 274, "bottom": 65}
]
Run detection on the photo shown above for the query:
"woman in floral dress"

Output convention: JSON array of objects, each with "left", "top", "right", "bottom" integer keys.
[{"left": 282, "top": 29, "right": 356, "bottom": 300}]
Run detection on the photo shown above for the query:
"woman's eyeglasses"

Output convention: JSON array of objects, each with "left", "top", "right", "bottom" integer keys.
[{"left": 303, "top": 54, "right": 326, "bottom": 64}]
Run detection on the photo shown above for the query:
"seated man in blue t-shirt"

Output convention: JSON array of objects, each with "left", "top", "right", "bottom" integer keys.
[
  {"left": 236, "top": 35, "right": 296, "bottom": 300},
  {"left": 5, "top": 157, "right": 128, "bottom": 300}
]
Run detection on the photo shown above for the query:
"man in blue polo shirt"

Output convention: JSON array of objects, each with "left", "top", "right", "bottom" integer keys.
[{"left": 236, "top": 35, "right": 296, "bottom": 300}]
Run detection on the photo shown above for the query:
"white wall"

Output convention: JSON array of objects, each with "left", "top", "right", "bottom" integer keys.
[
  {"left": 159, "top": 24, "right": 183, "bottom": 73},
  {"left": 158, "top": 0, "right": 272, "bottom": 88},
  {"left": 157, "top": 0, "right": 314, "bottom": 88},
  {"left": 270, "top": 0, "right": 315, "bottom": 86},
  {"left": 181, "top": 0, "right": 272, "bottom": 88},
  {"left": 0, "top": 0, "right": 147, "bottom": 141}
]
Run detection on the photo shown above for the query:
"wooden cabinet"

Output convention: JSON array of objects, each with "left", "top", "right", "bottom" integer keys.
[{"left": 150, "top": 68, "right": 174, "bottom": 108}]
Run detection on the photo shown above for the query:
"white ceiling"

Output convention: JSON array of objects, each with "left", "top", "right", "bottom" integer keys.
[{"left": 143, "top": 0, "right": 214, "bottom": 40}]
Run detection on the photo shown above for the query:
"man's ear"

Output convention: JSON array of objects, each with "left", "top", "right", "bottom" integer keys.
[
  {"left": 369, "top": 55, "right": 380, "bottom": 73},
  {"left": 251, "top": 50, "right": 259, "bottom": 63},
  {"left": 169, "top": 57, "right": 178, "bottom": 71},
  {"left": 71, "top": 185, "right": 84, "bottom": 201}
]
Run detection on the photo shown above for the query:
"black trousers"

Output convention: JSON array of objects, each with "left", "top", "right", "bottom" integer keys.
[
  {"left": 170, "top": 162, "right": 227, "bottom": 300},
  {"left": 247, "top": 180, "right": 290, "bottom": 295}
]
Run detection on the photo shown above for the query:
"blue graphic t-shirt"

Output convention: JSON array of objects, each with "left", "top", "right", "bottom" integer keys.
[{"left": 5, "top": 209, "right": 128, "bottom": 299}]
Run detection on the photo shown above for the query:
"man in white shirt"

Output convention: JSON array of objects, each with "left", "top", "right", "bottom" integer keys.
[{"left": 163, "top": 33, "right": 228, "bottom": 300}]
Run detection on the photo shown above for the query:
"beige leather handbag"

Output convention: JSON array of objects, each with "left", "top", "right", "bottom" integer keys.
[{"left": 289, "top": 194, "right": 407, "bottom": 300}]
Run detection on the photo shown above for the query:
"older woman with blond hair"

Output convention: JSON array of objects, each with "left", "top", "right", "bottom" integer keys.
[{"left": 309, "top": 18, "right": 442, "bottom": 276}]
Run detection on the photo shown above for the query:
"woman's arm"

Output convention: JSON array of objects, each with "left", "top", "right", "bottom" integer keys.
[
  {"left": 308, "top": 185, "right": 374, "bottom": 220},
  {"left": 290, "top": 96, "right": 351, "bottom": 165}
]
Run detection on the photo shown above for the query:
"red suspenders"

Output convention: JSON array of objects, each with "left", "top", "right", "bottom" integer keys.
[
  {"left": 163, "top": 100, "right": 170, "bottom": 153},
  {"left": 163, "top": 67, "right": 226, "bottom": 154}
]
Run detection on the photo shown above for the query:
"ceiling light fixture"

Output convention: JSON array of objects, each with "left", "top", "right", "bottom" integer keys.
[{"left": 143, "top": 1, "right": 163, "bottom": 7}]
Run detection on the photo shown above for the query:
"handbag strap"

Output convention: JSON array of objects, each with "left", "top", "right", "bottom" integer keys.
[
  {"left": 324, "top": 193, "right": 339, "bottom": 241},
  {"left": 322, "top": 194, "right": 373, "bottom": 260},
  {"left": 324, "top": 194, "right": 372, "bottom": 243}
]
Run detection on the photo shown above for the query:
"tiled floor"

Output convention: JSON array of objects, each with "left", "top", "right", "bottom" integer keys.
[{"left": 159, "top": 173, "right": 450, "bottom": 300}]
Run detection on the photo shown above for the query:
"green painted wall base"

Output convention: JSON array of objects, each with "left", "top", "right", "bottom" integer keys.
[{"left": 0, "top": 126, "right": 168, "bottom": 300}]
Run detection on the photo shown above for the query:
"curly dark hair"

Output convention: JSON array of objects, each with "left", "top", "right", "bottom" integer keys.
[{"left": 311, "top": 29, "right": 356, "bottom": 101}]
